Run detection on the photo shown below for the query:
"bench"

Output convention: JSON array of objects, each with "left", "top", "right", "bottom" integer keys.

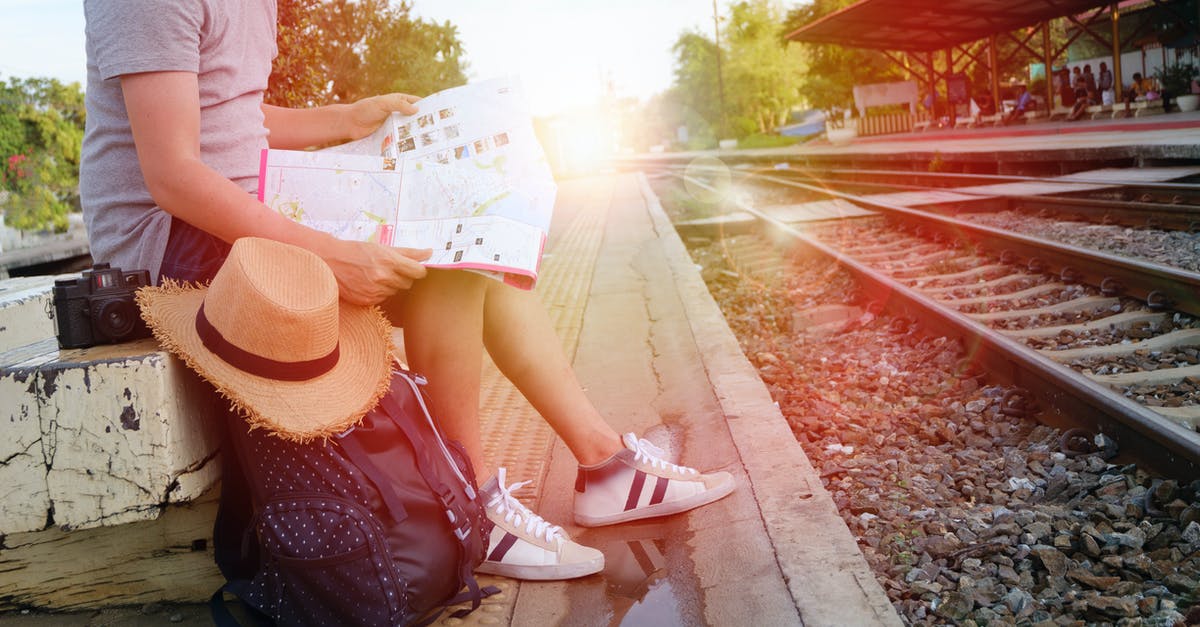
[
  {"left": 0, "top": 275, "right": 224, "bottom": 609},
  {"left": 1112, "top": 98, "right": 1164, "bottom": 119},
  {"left": 972, "top": 113, "right": 1003, "bottom": 128},
  {"left": 1086, "top": 103, "right": 1113, "bottom": 119},
  {"left": 1022, "top": 109, "right": 1050, "bottom": 123},
  {"left": 952, "top": 114, "right": 976, "bottom": 129}
]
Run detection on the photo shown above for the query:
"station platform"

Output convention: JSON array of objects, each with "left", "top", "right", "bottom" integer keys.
[
  {"left": 0, "top": 172, "right": 901, "bottom": 625},
  {"left": 449, "top": 171, "right": 899, "bottom": 625},
  {"left": 630, "top": 111, "right": 1200, "bottom": 175}
]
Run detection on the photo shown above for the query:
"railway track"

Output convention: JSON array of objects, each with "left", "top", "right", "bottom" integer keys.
[
  {"left": 726, "top": 165, "right": 1200, "bottom": 233},
  {"left": 670, "top": 167, "right": 1200, "bottom": 479},
  {"left": 766, "top": 167, "right": 1200, "bottom": 226}
]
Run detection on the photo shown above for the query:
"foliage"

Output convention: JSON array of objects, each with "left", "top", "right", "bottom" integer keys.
[
  {"left": 652, "top": 0, "right": 804, "bottom": 146},
  {"left": 667, "top": 31, "right": 724, "bottom": 142},
  {"left": 1155, "top": 62, "right": 1196, "bottom": 96},
  {"left": 782, "top": 0, "right": 902, "bottom": 113},
  {"left": 737, "top": 133, "right": 800, "bottom": 149},
  {"left": 267, "top": 0, "right": 468, "bottom": 108},
  {"left": 0, "top": 76, "right": 84, "bottom": 232},
  {"left": 724, "top": 0, "right": 804, "bottom": 135}
]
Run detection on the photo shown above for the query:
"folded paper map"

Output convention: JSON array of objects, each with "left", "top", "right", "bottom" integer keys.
[{"left": 257, "top": 77, "right": 557, "bottom": 289}]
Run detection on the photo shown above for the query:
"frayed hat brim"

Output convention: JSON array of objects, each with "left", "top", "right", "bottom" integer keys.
[{"left": 136, "top": 279, "right": 393, "bottom": 442}]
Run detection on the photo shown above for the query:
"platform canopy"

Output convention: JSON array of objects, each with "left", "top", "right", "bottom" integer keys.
[{"left": 786, "top": 0, "right": 1114, "bottom": 52}]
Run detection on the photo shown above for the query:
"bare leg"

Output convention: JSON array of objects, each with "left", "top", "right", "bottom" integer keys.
[
  {"left": 389, "top": 270, "right": 621, "bottom": 482},
  {"left": 389, "top": 269, "right": 488, "bottom": 474},
  {"left": 479, "top": 278, "right": 622, "bottom": 467}
]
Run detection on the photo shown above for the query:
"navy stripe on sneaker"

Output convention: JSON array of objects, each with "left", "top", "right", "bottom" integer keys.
[
  {"left": 624, "top": 470, "right": 647, "bottom": 511},
  {"left": 649, "top": 476, "right": 669, "bottom": 505},
  {"left": 487, "top": 532, "right": 519, "bottom": 562}
]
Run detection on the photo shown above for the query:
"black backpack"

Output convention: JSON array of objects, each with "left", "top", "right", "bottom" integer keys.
[{"left": 211, "top": 368, "right": 494, "bottom": 626}]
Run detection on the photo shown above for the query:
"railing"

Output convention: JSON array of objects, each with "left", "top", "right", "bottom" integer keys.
[{"left": 855, "top": 112, "right": 914, "bottom": 136}]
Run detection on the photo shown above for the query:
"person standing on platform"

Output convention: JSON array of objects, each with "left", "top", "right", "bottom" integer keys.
[
  {"left": 1098, "top": 62, "right": 1115, "bottom": 105},
  {"left": 1059, "top": 68, "right": 1076, "bottom": 108},
  {"left": 1083, "top": 64, "right": 1098, "bottom": 100}
]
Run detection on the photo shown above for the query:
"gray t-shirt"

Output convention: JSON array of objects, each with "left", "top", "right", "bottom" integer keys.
[{"left": 81, "top": 0, "right": 277, "bottom": 281}]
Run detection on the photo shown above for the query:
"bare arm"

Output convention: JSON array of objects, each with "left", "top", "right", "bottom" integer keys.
[
  {"left": 261, "top": 93, "right": 420, "bottom": 150},
  {"left": 121, "top": 71, "right": 429, "bottom": 304}
]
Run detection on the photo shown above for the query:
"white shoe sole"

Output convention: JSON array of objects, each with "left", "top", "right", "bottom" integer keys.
[
  {"left": 574, "top": 473, "right": 735, "bottom": 527},
  {"left": 475, "top": 554, "right": 604, "bottom": 580}
]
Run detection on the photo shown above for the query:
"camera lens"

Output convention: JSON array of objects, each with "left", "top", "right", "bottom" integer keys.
[{"left": 93, "top": 298, "right": 137, "bottom": 340}]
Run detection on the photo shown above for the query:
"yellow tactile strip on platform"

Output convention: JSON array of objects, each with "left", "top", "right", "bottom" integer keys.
[
  {"left": 441, "top": 177, "right": 612, "bottom": 625},
  {"left": 477, "top": 177, "right": 612, "bottom": 482}
]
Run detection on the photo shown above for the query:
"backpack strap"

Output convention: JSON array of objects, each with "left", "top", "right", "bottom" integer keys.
[
  {"left": 335, "top": 426, "right": 409, "bottom": 524},
  {"left": 378, "top": 374, "right": 490, "bottom": 615},
  {"left": 213, "top": 408, "right": 261, "bottom": 583},
  {"left": 378, "top": 387, "right": 475, "bottom": 542}
]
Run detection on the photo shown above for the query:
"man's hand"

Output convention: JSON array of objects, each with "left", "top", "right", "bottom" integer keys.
[
  {"left": 344, "top": 93, "right": 421, "bottom": 141},
  {"left": 322, "top": 239, "right": 432, "bottom": 306}
]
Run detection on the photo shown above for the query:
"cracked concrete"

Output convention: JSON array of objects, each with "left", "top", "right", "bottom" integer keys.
[{"left": 0, "top": 288, "right": 224, "bottom": 534}]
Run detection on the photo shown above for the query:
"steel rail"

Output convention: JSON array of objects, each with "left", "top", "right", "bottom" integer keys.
[
  {"left": 761, "top": 167, "right": 1200, "bottom": 228},
  {"left": 743, "top": 172, "right": 1200, "bottom": 318},
  {"left": 673, "top": 172, "right": 1200, "bottom": 479},
  {"left": 749, "top": 165, "right": 1200, "bottom": 195}
]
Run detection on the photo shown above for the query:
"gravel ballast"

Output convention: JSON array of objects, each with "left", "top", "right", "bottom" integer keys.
[{"left": 686, "top": 233, "right": 1200, "bottom": 626}]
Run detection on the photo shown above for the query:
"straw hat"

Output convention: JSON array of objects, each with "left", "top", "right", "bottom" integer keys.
[{"left": 136, "top": 237, "right": 394, "bottom": 442}]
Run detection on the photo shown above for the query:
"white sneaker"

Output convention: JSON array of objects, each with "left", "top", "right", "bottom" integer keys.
[
  {"left": 475, "top": 468, "right": 604, "bottom": 580},
  {"left": 573, "top": 433, "right": 735, "bottom": 527}
]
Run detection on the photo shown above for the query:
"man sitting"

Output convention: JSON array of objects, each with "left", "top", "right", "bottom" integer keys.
[
  {"left": 1123, "top": 72, "right": 1154, "bottom": 114},
  {"left": 1002, "top": 85, "right": 1032, "bottom": 125}
]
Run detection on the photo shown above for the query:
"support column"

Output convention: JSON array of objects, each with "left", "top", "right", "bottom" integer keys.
[
  {"left": 927, "top": 51, "right": 936, "bottom": 101},
  {"left": 989, "top": 34, "right": 1001, "bottom": 113},
  {"left": 1111, "top": 3, "right": 1124, "bottom": 95},
  {"left": 946, "top": 47, "right": 956, "bottom": 127},
  {"left": 1042, "top": 21, "right": 1055, "bottom": 111}
]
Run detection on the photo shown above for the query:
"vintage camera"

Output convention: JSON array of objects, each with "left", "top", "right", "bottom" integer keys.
[{"left": 53, "top": 263, "right": 153, "bottom": 349}]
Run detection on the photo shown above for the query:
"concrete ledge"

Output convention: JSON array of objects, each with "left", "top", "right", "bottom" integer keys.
[
  {"left": 636, "top": 174, "right": 903, "bottom": 625},
  {"left": 0, "top": 276, "right": 57, "bottom": 354},
  {"left": 1135, "top": 100, "right": 1165, "bottom": 117},
  {"left": 0, "top": 278, "right": 223, "bottom": 536}
]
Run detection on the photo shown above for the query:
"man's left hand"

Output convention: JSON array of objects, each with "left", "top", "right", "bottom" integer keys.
[{"left": 346, "top": 93, "right": 421, "bottom": 140}]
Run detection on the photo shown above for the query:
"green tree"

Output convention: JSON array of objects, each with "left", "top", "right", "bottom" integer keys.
[
  {"left": 0, "top": 76, "right": 85, "bottom": 232},
  {"left": 725, "top": 0, "right": 803, "bottom": 134},
  {"left": 654, "top": 0, "right": 805, "bottom": 146},
  {"left": 267, "top": 0, "right": 468, "bottom": 108},
  {"left": 667, "top": 30, "right": 723, "bottom": 145},
  {"left": 783, "top": 0, "right": 903, "bottom": 112}
]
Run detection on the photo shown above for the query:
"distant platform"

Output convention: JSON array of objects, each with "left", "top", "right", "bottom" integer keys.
[{"left": 628, "top": 111, "right": 1200, "bottom": 175}]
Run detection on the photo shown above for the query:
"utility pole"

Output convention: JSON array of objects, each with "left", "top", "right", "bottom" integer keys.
[{"left": 712, "top": 0, "right": 728, "bottom": 139}]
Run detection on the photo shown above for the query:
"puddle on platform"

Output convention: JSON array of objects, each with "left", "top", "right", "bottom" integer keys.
[
  {"left": 566, "top": 520, "right": 696, "bottom": 627},
  {"left": 605, "top": 538, "right": 681, "bottom": 626}
]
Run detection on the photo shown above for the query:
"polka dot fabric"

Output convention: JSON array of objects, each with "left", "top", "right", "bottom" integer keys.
[{"left": 216, "top": 371, "right": 492, "bottom": 626}]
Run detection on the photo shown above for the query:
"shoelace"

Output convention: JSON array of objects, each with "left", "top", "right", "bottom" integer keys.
[
  {"left": 624, "top": 433, "right": 699, "bottom": 475},
  {"left": 488, "top": 468, "right": 563, "bottom": 544}
]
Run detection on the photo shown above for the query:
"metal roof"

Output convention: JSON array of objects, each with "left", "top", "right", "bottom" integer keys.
[{"left": 785, "top": 0, "right": 1115, "bottom": 53}]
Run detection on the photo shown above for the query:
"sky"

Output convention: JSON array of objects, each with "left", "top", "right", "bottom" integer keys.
[{"left": 0, "top": 0, "right": 722, "bottom": 116}]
